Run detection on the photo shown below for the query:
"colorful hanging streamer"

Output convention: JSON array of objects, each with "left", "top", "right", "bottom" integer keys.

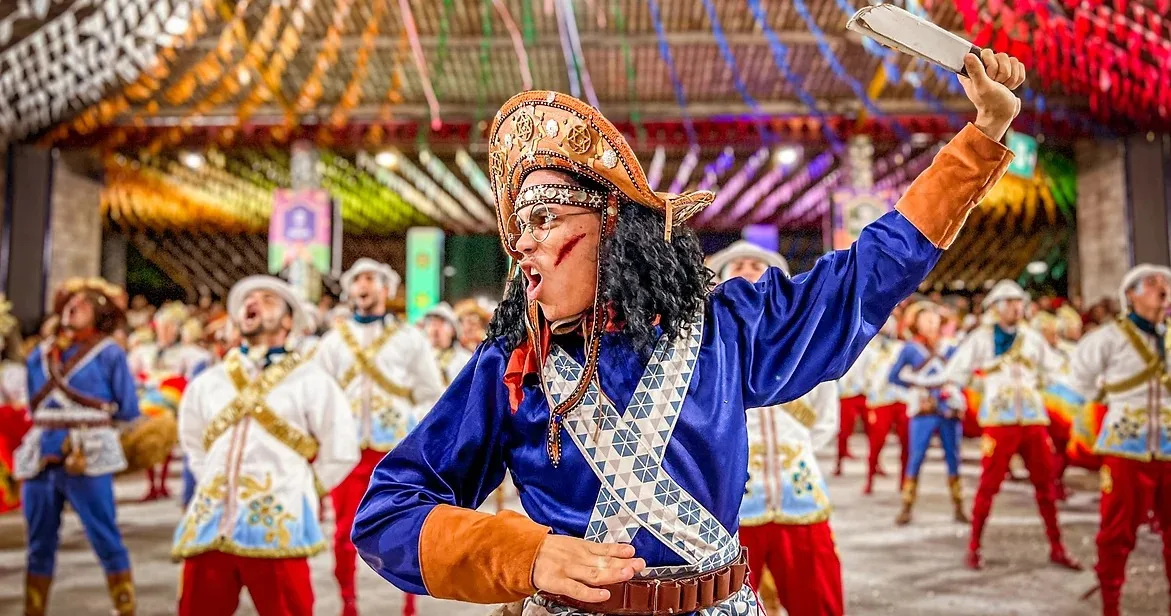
[
  {"left": 646, "top": 146, "right": 667, "bottom": 191},
  {"left": 611, "top": 0, "right": 645, "bottom": 144},
  {"left": 456, "top": 149, "right": 495, "bottom": 204},
  {"left": 419, "top": 149, "right": 496, "bottom": 228},
  {"left": 701, "top": 148, "right": 770, "bottom": 225},
  {"left": 556, "top": 0, "right": 600, "bottom": 108},
  {"left": 669, "top": 146, "right": 701, "bottom": 195},
  {"left": 398, "top": 0, "right": 442, "bottom": 130},
  {"left": 790, "top": 0, "right": 908, "bottom": 140},
  {"left": 697, "top": 148, "right": 738, "bottom": 193},
  {"left": 700, "top": 0, "right": 768, "bottom": 139},
  {"left": 647, "top": 0, "right": 697, "bottom": 145},
  {"left": 746, "top": 0, "right": 842, "bottom": 151},
  {"left": 493, "top": 0, "right": 533, "bottom": 91}
]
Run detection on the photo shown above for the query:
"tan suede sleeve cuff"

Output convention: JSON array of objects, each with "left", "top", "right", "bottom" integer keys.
[
  {"left": 419, "top": 504, "right": 551, "bottom": 604},
  {"left": 894, "top": 123, "right": 1014, "bottom": 249}
]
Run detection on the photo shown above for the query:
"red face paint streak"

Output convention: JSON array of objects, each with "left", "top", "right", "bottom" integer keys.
[{"left": 555, "top": 233, "right": 587, "bottom": 266}]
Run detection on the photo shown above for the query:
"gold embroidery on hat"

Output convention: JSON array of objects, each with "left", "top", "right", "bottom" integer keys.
[
  {"left": 514, "top": 112, "right": 535, "bottom": 143},
  {"left": 565, "top": 124, "right": 593, "bottom": 155}
]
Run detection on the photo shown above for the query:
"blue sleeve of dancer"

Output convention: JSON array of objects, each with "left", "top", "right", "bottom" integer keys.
[
  {"left": 887, "top": 346, "right": 914, "bottom": 388},
  {"left": 104, "top": 345, "right": 140, "bottom": 422},
  {"left": 707, "top": 211, "right": 942, "bottom": 409},
  {"left": 352, "top": 341, "right": 510, "bottom": 595}
]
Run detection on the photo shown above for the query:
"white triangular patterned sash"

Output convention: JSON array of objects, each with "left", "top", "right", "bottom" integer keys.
[{"left": 541, "top": 317, "right": 738, "bottom": 571}]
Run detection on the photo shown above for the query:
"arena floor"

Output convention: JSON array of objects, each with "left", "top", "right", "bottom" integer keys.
[{"left": 0, "top": 435, "right": 1166, "bottom": 615}]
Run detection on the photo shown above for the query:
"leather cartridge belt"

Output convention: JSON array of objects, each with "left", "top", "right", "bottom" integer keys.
[{"left": 541, "top": 548, "right": 748, "bottom": 615}]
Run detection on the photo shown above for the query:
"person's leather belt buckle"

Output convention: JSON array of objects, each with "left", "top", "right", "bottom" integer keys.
[{"left": 541, "top": 548, "right": 748, "bottom": 615}]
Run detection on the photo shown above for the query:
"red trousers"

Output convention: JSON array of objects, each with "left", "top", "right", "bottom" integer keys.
[
  {"left": 1095, "top": 456, "right": 1171, "bottom": 615},
  {"left": 866, "top": 403, "right": 909, "bottom": 488},
  {"left": 970, "top": 425, "right": 1064, "bottom": 553},
  {"left": 332, "top": 448, "right": 385, "bottom": 602},
  {"left": 837, "top": 395, "right": 869, "bottom": 464},
  {"left": 740, "top": 521, "right": 843, "bottom": 616},
  {"left": 178, "top": 550, "right": 313, "bottom": 616}
]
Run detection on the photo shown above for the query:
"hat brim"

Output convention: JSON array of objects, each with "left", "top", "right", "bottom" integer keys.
[
  {"left": 707, "top": 242, "right": 790, "bottom": 279},
  {"left": 227, "top": 276, "right": 309, "bottom": 335},
  {"left": 489, "top": 91, "right": 713, "bottom": 259}
]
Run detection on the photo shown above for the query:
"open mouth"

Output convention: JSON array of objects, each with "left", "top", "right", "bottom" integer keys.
[
  {"left": 521, "top": 264, "right": 543, "bottom": 299},
  {"left": 244, "top": 305, "right": 260, "bottom": 321}
]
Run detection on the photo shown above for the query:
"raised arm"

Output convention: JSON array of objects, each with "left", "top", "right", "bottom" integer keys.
[{"left": 713, "top": 123, "right": 1011, "bottom": 408}]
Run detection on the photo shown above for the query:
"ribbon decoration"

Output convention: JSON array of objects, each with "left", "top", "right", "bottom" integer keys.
[
  {"left": 843, "top": 0, "right": 963, "bottom": 129},
  {"left": 456, "top": 149, "right": 495, "bottom": 204},
  {"left": 432, "top": 0, "right": 455, "bottom": 99},
  {"left": 326, "top": 0, "right": 386, "bottom": 129},
  {"left": 647, "top": 0, "right": 697, "bottom": 146},
  {"left": 555, "top": 0, "right": 601, "bottom": 108},
  {"left": 358, "top": 151, "right": 452, "bottom": 228},
  {"left": 494, "top": 0, "right": 534, "bottom": 91},
  {"left": 719, "top": 159, "right": 795, "bottom": 230},
  {"left": 700, "top": 0, "right": 768, "bottom": 139},
  {"left": 700, "top": 148, "right": 770, "bottom": 226},
  {"left": 789, "top": 0, "right": 908, "bottom": 140},
  {"left": 745, "top": 151, "right": 837, "bottom": 225},
  {"left": 419, "top": 149, "right": 496, "bottom": 228},
  {"left": 398, "top": 0, "right": 441, "bottom": 130},
  {"left": 610, "top": 0, "right": 645, "bottom": 145},
  {"left": 367, "top": 147, "right": 482, "bottom": 233},
  {"left": 646, "top": 146, "right": 667, "bottom": 191},
  {"left": 696, "top": 148, "right": 737, "bottom": 193},
  {"left": 553, "top": 0, "right": 581, "bottom": 98},
  {"left": 746, "top": 0, "right": 843, "bottom": 151},
  {"left": 235, "top": 0, "right": 314, "bottom": 136},
  {"left": 146, "top": 0, "right": 286, "bottom": 154},
  {"left": 49, "top": 0, "right": 216, "bottom": 145},
  {"left": 6, "top": 0, "right": 208, "bottom": 141},
  {"left": 776, "top": 167, "right": 844, "bottom": 226},
  {"left": 669, "top": 146, "right": 702, "bottom": 195},
  {"left": 476, "top": 0, "right": 494, "bottom": 123}
]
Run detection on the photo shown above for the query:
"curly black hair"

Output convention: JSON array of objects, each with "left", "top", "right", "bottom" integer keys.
[{"left": 487, "top": 198, "right": 713, "bottom": 356}]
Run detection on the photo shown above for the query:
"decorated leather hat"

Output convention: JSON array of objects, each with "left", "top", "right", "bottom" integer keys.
[{"left": 488, "top": 90, "right": 714, "bottom": 257}]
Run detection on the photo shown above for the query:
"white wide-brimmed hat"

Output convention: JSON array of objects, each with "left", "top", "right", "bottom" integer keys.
[
  {"left": 227, "top": 275, "right": 310, "bottom": 334},
  {"left": 982, "top": 280, "right": 1029, "bottom": 309},
  {"left": 341, "top": 258, "right": 401, "bottom": 301},
  {"left": 1118, "top": 264, "right": 1171, "bottom": 309},
  {"left": 423, "top": 302, "right": 462, "bottom": 337},
  {"left": 706, "top": 240, "right": 791, "bottom": 280}
]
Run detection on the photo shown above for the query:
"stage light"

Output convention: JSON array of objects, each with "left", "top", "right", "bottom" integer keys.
[
  {"left": 181, "top": 151, "right": 204, "bottom": 170},
  {"left": 1026, "top": 261, "right": 1049, "bottom": 275},
  {"left": 375, "top": 151, "right": 399, "bottom": 169},
  {"left": 773, "top": 147, "right": 800, "bottom": 167}
]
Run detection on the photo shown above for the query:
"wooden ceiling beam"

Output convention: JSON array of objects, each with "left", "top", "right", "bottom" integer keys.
[
  {"left": 122, "top": 98, "right": 984, "bottom": 126},
  {"left": 188, "top": 29, "right": 970, "bottom": 52}
]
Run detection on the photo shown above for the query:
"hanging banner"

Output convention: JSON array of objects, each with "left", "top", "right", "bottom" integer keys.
[
  {"left": 831, "top": 189, "right": 895, "bottom": 250},
  {"left": 269, "top": 188, "right": 333, "bottom": 287},
  {"left": 406, "top": 227, "right": 445, "bottom": 322}
]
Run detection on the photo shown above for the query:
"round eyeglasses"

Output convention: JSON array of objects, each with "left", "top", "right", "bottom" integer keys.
[{"left": 505, "top": 202, "right": 598, "bottom": 251}]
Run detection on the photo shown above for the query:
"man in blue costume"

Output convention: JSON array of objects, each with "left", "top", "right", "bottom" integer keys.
[
  {"left": 14, "top": 278, "right": 141, "bottom": 616},
  {"left": 353, "top": 50, "right": 1025, "bottom": 615}
]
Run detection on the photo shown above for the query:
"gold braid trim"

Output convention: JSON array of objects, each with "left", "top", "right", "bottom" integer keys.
[
  {"left": 337, "top": 320, "right": 416, "bottom": 403},
  {"left": 1101, "top": 317, "right": 1168, "bottom": 395},
  {"left": 171, "top": 536, "right": 327, "bottom": 561},
  {"left": 781, "top": 400, "right": 817, "bottom": 429},
  {"left": 201, "top": 352, "right": 319, "bottom": 460},
  {"left": 740, "top": 506, "right": 833, "bottom": 527},
  {"left": 983, "top": 331, "right": 1034, "bottom": 375}
]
